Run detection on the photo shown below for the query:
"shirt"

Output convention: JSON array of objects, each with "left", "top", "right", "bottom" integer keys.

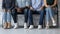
[
  {"left": 2, "top": 0, "right": 15, "bottom": 10},
  {"left": 16, "top": 0, "right": 30, "bottom": 8},
  {"left": 46, "top": 0, "right": 54, "bottom": 5},
  {"left": 31, "top": 0, "right": 44, "bottom": 11}
]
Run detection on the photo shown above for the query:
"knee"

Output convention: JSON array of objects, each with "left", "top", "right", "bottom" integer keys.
[
  {"left": 24, "top": 9, "right": 28, "bottom": 13},
  {"left": 28, "top": 10, "right": 32, "bottom": 14},
  {"left": 11, "top": 9, "right": 17, "bottom": 15}
]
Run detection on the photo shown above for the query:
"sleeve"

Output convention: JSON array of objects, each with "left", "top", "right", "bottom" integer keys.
[
  {"left": 42, "top": 0, "right": 44, "bottom": 6},
  {"left": 10, "top": 0, "right": 15, "bottom": 10},
  {"left": 26, "top": 0, "right": 30, "bottom": 6},
  {"left": 15, "top": 0, "right": 18, "bottom": 8},
  {"left": 30, "top": 0, "right": 32, "bottom": 7},
  {"left": 2, "top": 0, "right": 5, "bottom": 9}
]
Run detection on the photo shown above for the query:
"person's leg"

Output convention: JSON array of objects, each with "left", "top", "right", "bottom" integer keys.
[
  {"left": 38, "top": 10, "right": 44, "bottom": 29},
  {"left": 7, "top": 10, "right": 11, "bottom": 28},
  {"left": 11, "top": 9, "right": 17, "bottom": 23},
  {"left": 11, "top": 9, "right": 18, "bottom": 29},
  {"left": 45, "top": 8, "right": 50, "bottom": 29},
  {"left": 3, "top": 9, "right": 7, "bottom": 28},
  {"left": 28, "top": 10, "right": 34, "bottom": 29},
  {"left": 47, "top": 7, "right": 56, "bottom": 26},
  {"left": 24, "top": 8, "right": 28, "bottom": 29}
]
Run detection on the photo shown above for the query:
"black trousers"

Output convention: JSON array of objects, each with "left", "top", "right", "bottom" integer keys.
[{"left": 11, "top": 9, "right": 17, "bottom": 23}]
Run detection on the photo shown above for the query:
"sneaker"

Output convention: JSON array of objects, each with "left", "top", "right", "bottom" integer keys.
[
  {"left": 45, "top": 25, "right": 49, "bottom": 29},
  {"left": 29, "top": 25, "right": 34, "bottom": 29},
  {"left": 24, "top": 23, "right": 28, "bottom": 29},
  {"left": 14, "top": 23, "right": 18, "bottom": 29},
  {"left": 53, "top": 23, "right": 56, "bottom": 26},
  {"left": 38, "top": 25, "right": 42, "bottom": 29}
]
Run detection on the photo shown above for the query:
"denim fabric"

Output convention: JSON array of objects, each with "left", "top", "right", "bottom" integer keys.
[
  {"left": 45, "top": 7, "right": 54, "bottom": 23},
  {"left": 39, "top": 10, "right": 45, "bottom": 25},
  {"left": 24, "top": 8, "right": 33, "bottom": 25},
  {"left": 3, "top": 10, "right": 11, "bottom": 23},
  {"left": 24, "top": 8, "right": 45, "bottom": 25}
]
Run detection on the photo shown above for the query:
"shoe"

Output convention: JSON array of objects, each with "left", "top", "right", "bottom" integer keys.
[
  {"left": 3, "top": 23, "right": 8, "bottom": 29},
  {"left": 45, "top": 25, "right": 49, "bottom": 29},
  {"left": 14, "top": 23, "right": 18, "bottom": 29},
  {"left": 29, "top": 25, "right": 34, "bottom": 29},
  {"left": 53, "top": 23, "right": 56, "bottom": 26},
  {"left": 24, "top": 23, "right": 28, "bottom": 29},
  {"left": 45, "top": 22, "right": 49, "bottom": 29},
  {"left": 7, "top": 23, "right": 11, "bottom": 29},
  {"left": 38, "top": 25, "right": 42, "bottom": 29}
]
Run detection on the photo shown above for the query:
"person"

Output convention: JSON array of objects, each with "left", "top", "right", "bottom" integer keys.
[
  {"left": 11, "top": 0, "right": 18, "bottom": 29},
  {"left": 24, "top": 0, "right": 32, "bottom": 29},
  {"left": 2, "top": 0, "right": 15, "bottom": 29},
  {"left": 44, "top": 0, "right": 57, "bottom": 28},
  {"left": 27, "top": 0, "right": 45, "bottom": 29},
  {"left": 11, "top": 8, "right": 17, "bottom": 29},
  {"left": 12, "top": 0, "right": 31, "bottom": 29}
]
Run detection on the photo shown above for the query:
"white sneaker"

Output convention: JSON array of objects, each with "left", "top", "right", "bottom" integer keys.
[
  {"left": 14, "top": 23, "right": 18, "bottom": 29},
  {"left": 24, "top": 23, "right": 28, "bottom": 29},
  {"left": 38, "top": 25, "right": 42, "bottom": 29},
  {"left": 45, "top": 26, "right": 49, "bottom": 29},
  {"left": 53, "top": 23, "right": 56, "bottom": 26},
  {"left": 29, "top": 25, "right": 34, "bottom": 29}
]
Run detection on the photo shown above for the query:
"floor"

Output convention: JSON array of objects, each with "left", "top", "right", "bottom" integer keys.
[{"left": 0, "top": 27, "right": 60, "bottom": 34}]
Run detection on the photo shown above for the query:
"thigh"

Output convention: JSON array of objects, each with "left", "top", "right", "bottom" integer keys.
[{"left": 11, "top": 9, "right": 17, "bottom": 15}]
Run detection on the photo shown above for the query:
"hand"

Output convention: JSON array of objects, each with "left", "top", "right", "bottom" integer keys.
[
  {"left": 46, "top": 5, "right": 52, "bottom": 8},
  {"left": 52, "top": 7, "right": 57, "bottom": 11},
  {"left": 17, "top": 8, "right": 22, "bottom": 12},
  {"left": 30, "top": 7, "right": 34, "bottom": 10}
]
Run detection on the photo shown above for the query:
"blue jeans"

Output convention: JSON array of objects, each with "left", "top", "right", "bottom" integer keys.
[
  {"left": 24, "top": 8, "right": 33, "bottom": 25},
  {"left": 24, "top": 9, "right": 45, "bottom": 25},
  {"left": 39, "top": 10, "right": 45, "bottom": 25},
  {"left": 3, "top": 10, "right": 11, "bottom": 23},
  {"left": 45, "top": 7, "right": 54, "bottom": 23}
]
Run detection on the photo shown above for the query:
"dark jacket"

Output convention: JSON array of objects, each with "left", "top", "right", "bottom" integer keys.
[{"left": 2, "top": 0, "right": 15, "bottom": 10}]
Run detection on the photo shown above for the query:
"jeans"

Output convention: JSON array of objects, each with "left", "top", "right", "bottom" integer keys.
[
  {"left": 3, "top": 10, "right": 11, "bottom": 23},
  {"left": 39, "top": 10, "right": 45, "bottom": 25},
  {"left": 11, "top": 9, "right": 17, "bottom": 23},
  {"left": 24, "top": 8, "right": 33, "bottom": 25},
  {"left": 24, "top": 9, "right": 45, "bottom": 25},
  {"left": 45, "top": 7, "right": 54, "bottom": 23}
]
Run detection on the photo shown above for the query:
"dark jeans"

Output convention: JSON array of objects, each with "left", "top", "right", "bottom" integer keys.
[
  {"left": 24, "top": 8, "right": 33, "bottom": 25},
  {"left": 24, "top": 9, "right": 45, "bottom": 25},
  {"left": 11, "top": 9, "right": 17, "bottom": 23},
  {"left": 39, "top": 10, "right": 45, "bottom": 25}
]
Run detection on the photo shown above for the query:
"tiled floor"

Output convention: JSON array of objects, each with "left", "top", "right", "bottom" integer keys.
[{"left": 0, "top": 27, "right": 60, "bottom": 34}]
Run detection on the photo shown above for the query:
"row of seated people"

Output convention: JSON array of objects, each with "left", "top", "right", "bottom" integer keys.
[{"left": 2, "top": 0, "right": 58, "bottom": 29}]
